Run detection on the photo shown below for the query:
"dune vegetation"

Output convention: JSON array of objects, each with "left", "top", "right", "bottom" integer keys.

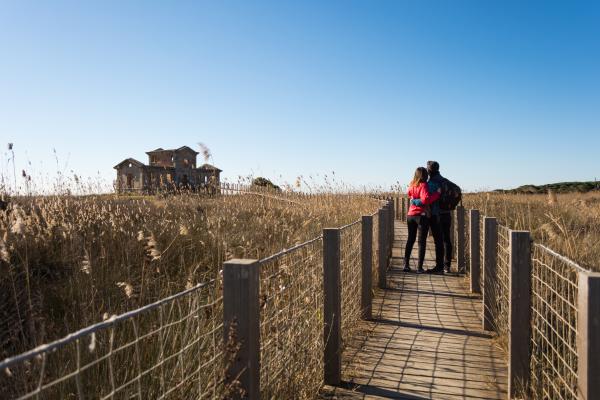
[
  {"left": 463, "top": 191, "right": 600, "bottom": 271},
  {"left": 0, "top": 190, "right": 380, "bottom": 361}
]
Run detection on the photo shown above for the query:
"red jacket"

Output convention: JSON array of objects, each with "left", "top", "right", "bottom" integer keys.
[{"left": 407, "top": 182, "right": 440, "bottom": 216}]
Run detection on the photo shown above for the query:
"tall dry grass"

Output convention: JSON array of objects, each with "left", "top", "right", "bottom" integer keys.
[
  {"left": 463, "top": 191, "right": 600, "bottom": 271},
  {"left": 0, "top": 189, "right": 380, "bottom": 362},
  {"left": 464, "top": 191, "right": 598, "bottom": 399}
]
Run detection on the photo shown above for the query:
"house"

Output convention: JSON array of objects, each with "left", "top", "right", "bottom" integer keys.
[{"left": 114, "top": 146, "right": 222, "bottom": 193}]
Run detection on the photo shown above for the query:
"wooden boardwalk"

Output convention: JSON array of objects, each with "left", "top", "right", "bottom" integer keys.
[{"left": 321, "top": 224, "right": 508, "bottom": 400}]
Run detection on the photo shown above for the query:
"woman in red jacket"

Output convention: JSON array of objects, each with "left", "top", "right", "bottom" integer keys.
[{"left": 404, "top": 167, "right": 441, "bottom": 273}]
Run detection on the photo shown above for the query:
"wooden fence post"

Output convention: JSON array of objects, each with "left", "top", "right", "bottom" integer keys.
[
  {"left": 378, "top": 207, "right": 387, "bottom": 289},
  {"left": 400, "top": 197, "right": 405, "bottom": 222},
  {"left": 361, "top": 215, "right": 373, "bottom": 320},
  {"left": 508, "top": 231, "right": 531, "bottom": 397},
  {"left": 388, "top": 201, "right": 395, "bottom": 258},
  {"left": 577, "top": 271, "right": 600, "bottom": 400},
  {"left": 323, "top": 228, "right": 341, "bottom": 385},
  {"left": 470, "top": 209, "right": 481, "bottom": 294},
  {"left": 223, "top": 259, "right": 260, "bottom": 399},
  {"left": 456, "top": 206, "right": 465, "bottom": 273},
  {"left": 395, "top": 197, "right": 400, "bottom": 220},
  {"left": 482, "top": 217, "right": 497, "bottom": 331}
]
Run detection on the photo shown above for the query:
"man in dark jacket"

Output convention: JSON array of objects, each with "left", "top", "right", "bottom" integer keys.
[{"left": 412, "top": 161, "right": 453, "bottom": 273}]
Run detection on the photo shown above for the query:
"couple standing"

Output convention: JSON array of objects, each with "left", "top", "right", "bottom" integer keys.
[{"left": 403, "top": 161, "right": 461, "bottom": 274}]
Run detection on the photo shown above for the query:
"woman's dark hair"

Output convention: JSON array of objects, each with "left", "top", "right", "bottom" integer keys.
[{"left": 410, "top": 167, "right": 428, "bottom": 187}]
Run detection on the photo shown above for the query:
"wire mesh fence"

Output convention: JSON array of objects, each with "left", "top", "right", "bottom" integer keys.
[
  {"left": 258, "top": 236, "right": 325, "bottom": 399},
  {"left": 487, "top": 224, "right": 511, "bottom": 349},
  {"left": 468, "top": 209, "right": 592, "bottom": 398},
  {"left": 339, "top": 221, "right": 362, "bottom": 350},
  {"left": 530, "top": 243, "right": 580, "bottom": 400},
  {"left": 0, "top": 281, "right": 224, "bottom": 400}
]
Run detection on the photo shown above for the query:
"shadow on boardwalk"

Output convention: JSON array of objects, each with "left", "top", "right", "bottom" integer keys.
[{"left": 321, "top": 225, "right": 508, "bottom": 400}]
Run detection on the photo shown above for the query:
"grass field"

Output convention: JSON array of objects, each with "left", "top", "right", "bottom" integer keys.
[
  {"left": 463, "top": 191, "right": 600, "bottom": 271},
  {"left": 0, "top": 191, "right": 380, "bottom": 361}
]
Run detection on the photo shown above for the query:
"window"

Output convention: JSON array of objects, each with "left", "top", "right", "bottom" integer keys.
[{"left": 126, "top": 173, "right": 134, "bottom": 189}]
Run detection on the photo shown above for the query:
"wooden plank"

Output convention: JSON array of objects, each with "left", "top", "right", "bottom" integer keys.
[
  {"left": 378, "top": 207, "right": 387, "bottom": 289},
  {"left": 223, "top": 259, "right": 260, "bottom": 400},
  {"left": 456, "top": 206, "right": 466, "bottom": 273},
  {"left": 361, "top": 215, "right": 373, "bottom": 320},
  {"left": 401, "top": 197, "right": 406, "bottom": 221},
  {"left": 388, "top": 201, "right": 394, "bottom": 257},
  {"left": 320, "top": 224, "right": 508, "bottom": 400},
  {"left": 323, "top": 228, "right": 341, "bottom": 385},
  {"left": 470, "top": 209, "right": 481, "bottom": 293},
  {"left": 577, "top": 271, "right": 600, "bottom": 400},
  {"left": 508, "top": 230, "right": 531, "bottom": 398}
]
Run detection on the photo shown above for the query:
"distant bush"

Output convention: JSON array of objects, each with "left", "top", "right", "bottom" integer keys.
[
  {"left": 252, "top": 177, "right": 281, "bottom": 191},
  {"left": 500, "top": 181, "right": 600, "bottom": 194}
]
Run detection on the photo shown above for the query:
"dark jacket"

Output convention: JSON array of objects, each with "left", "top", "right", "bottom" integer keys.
[{"left": 411, "top": 171, "right": 449, "bottom": 216}]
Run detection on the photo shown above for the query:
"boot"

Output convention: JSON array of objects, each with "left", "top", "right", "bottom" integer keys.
[
  {"left": 426, "top": 266, "right": 444, "bottom": 274},
  {"left": 403, "top": 258, "right": 411, "bottom": 272}
]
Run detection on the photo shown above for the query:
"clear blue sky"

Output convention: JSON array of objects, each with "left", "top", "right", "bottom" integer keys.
[{"left": 1, "top": 0, "right": 599, "bottom": 192}]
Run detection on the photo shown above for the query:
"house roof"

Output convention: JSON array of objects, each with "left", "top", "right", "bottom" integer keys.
[
  {"left": 198, "top": 163, "right": 222, "bottom": 172},
  {"left": 175, "top": 145, "right": 199, "bottom": 155},
  {"left": 113, "top": 158, "right": 145, "bottom": 169},
  {"left": 146, "top": 147, "right": 170, "bottom": 155},
  {"left": 145, "top": 145, "right": 199, "bottom": 155}
]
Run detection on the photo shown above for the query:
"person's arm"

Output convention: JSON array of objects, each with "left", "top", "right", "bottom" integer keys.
[{"left": 419, "top": 183, "right": 441, "bottom": 205}]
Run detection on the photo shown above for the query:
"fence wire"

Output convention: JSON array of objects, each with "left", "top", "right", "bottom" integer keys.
[
  {"left": 340, "top": 221, "right": 362, "bottom": 349},
  {"left": 0, "top": 281, "right": 224, "bottom": 400},
  {"left": 258, "top": 237, "right": 324, "bottom": 399},
  {"left": 530, "top": 244, "right": 579, "bottom": 400},
  {"left": 487, "top": 224, "right": 511, "bottom": 347}
]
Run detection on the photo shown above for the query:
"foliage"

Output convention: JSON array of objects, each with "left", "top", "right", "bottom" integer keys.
[
  {"left": 0, "top": 191, "right": 378, "bottom": 360},
  {"left": 463, "top": 191, "right": 600, "bottom": 271},
  {"left": 251, "top": 176, "right": 281, "bottom": 191},
  {"left": 495, "top": 181, "right": 600, "bottom": 194}
]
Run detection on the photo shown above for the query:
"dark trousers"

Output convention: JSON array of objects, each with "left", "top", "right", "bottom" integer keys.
[
  {"left": 429, "top": 213, "right": 453, "bottom": 269},
  {"left": 405, "top": 215, "right": 429, "bottom": 268}
]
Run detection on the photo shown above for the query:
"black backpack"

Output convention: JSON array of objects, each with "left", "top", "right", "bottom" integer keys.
[{"left": 439, "top": 178, "right": 462, "bottom": 211}]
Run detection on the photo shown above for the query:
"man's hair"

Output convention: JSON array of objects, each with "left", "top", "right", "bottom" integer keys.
[{"left": 427, "top": 161, "right": 440, "bottom": 173}]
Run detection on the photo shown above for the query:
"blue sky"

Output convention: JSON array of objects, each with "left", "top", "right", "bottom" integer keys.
[{"left": 1, "top": 1, "right": 599, "bottom": 192}]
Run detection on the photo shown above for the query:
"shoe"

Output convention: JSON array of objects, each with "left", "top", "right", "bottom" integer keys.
[
  {"left": 426, "top": 267, "right": 444, "bottom": 274},
  {"left": 417, "top": 267, "right": 425, "bottom": 274},
  {"left": 444, "top": 266, "right": 451, "bottom": 274},
  {"left": 403, "top": 266, "right": 411, "bottom": 272}
]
